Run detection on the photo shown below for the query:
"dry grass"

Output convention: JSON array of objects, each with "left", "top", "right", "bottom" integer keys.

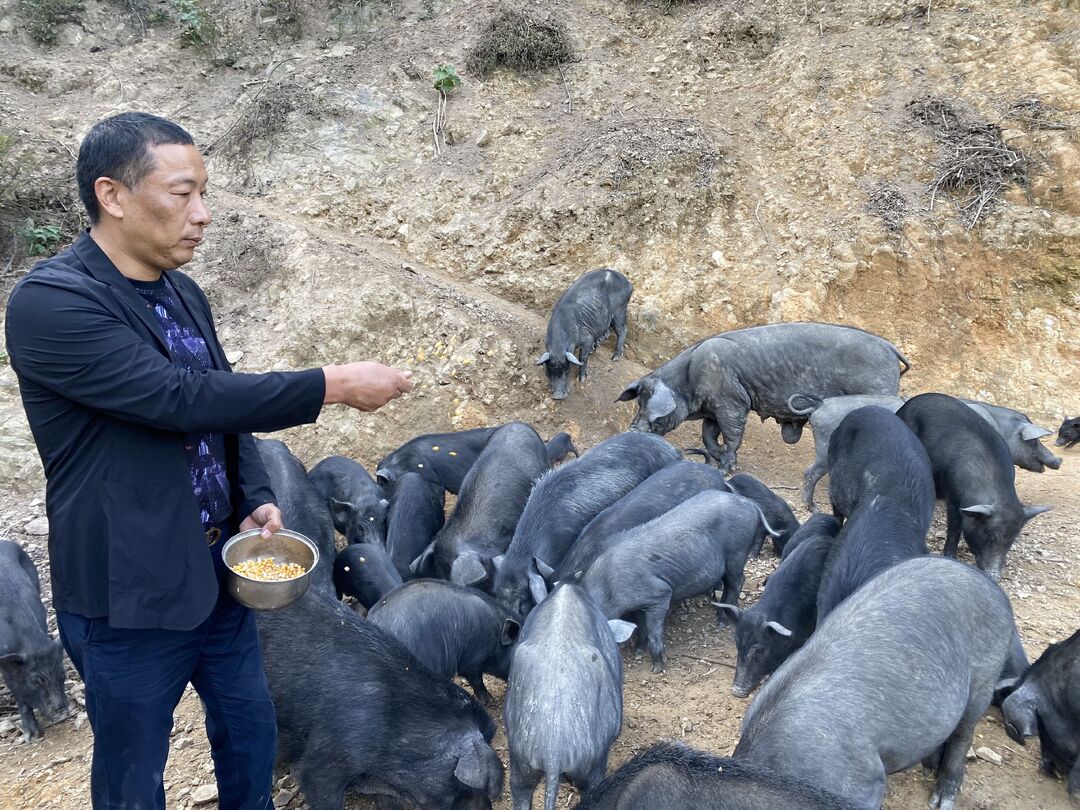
[
  {"left": 866, "top": 182, "right": 909, "bottom": 232},
  {"left": 1005, "top": 96, "right": 1075, "bottom": 133},
  {"left": 466, "top": 9, "right": 573, "bottom": 77},
  {"left": 909, "top": 95, "right": 1033, "bottom": 229}
]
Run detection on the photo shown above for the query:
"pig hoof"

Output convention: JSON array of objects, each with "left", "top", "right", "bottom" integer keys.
[
  {"left": 651, "top": 660, "right": 665, "bottom": 674},
  {"left": 611, "top": 352, "right": 622, "bottom": 361}
]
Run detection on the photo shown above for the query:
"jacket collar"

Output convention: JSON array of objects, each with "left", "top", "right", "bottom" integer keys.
[{"left": 71, "top": 231, "right": 171, "bottom": 356}]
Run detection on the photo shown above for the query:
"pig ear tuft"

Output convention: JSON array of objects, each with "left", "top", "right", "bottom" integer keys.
[
  {"left": 960, "top": 504, "right": 995, "bottom": 519},
  {"left": 1022, "top": 505, "right": 1052, "bottom": 522},
  {"left": 607, "top": 619, "right": 636, "bottom": 644},
  {"left": 765, "top": 621, "right": 793, "bottom": 637},
  {"left": 501, "top": 618, "right": 521, "bottom": 646},
  {"left": 527, "top": 569, "right": 549, "bottom": 606},
  {"left": 1020, "top": 423, "right": 1052, "bottom": 441},
  {"left": 712, "top": 603, "right": 742, "bottom": 621},
  {"left": 535, "top": 352, "right": 551, "bottom": 366},
  {"left": 409, "top": 543, "right": 435, "bottom": 576},
  {"left": 533, "top": 557, "right": 555, "bottom": 580},
  {"left": 491, "top": 554, "right": 505, "bottom": 573},
  {"left": 616, "top": 382, "right": 641, "bottom": 402},
  {"left": 451, "top": 555, "right": 487, "bottom": 587},
  {"left": 453, "top": 739, "right": 501, "bottom": 796}
]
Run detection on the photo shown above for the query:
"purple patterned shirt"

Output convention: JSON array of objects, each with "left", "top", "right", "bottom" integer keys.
[{"left": 131, "top": 277, "right": 232, "bottom": 529}]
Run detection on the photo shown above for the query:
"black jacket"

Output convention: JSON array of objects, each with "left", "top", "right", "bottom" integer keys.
[{"left": 5, "top": 232, "right": 325, "bottom": 630}]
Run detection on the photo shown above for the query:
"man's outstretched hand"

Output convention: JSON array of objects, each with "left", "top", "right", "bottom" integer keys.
[
  {"left": 323, "top": 361, "right": 413, "bottom": 411},
  {"left": 241, "top": 503, "right": 283, "bottom": 539}
]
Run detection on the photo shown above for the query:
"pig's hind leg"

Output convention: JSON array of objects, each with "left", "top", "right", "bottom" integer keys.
[
  {"left": 929, "top": 694, "right": 988, "bottom": 810},
  {"left": 510, "top": 755, "right": 543, "bottom": 810},
  {"left": 643, "top": 592, "right": 673, "bottom": 673},
  {"left": 611, "top": 309, "right": 628, "bottom": 360}
]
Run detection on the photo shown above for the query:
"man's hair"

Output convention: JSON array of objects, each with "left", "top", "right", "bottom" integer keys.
[{"left": 76, "top": 112, "right": 195, "bottom": 224}]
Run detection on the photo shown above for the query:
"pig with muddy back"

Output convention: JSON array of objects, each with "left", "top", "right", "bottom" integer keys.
[
  {"left": 618, "top": 322, "right": 910, "bottom": 472},
  {"left": 505, "top": 581, "right": 634, "bottom": 810},
  {"left": 896, "top": 392, "right": 1051, "bottom": 579},
  {"left": 0, "top": 540, "right": 68, "bottom": 742},
  {"left": 537, "top": 268, "right": 633, "bottom": 400}
]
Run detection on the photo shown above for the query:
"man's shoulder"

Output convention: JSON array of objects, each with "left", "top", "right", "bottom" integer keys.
[
  {"left": 165, "top": 268, "right": 212, "bottom": 310},
  {"left": 8, "top": 243, "right": 98, "bottom": 303}
]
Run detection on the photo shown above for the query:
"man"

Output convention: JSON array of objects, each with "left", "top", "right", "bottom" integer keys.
[{"left": 4, "top": 112, "right": 413, "bottom": 809}]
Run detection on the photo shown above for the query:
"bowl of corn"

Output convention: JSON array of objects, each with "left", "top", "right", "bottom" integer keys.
[{"left": 221, "top": 528, "right": 319, "bottom": 610}]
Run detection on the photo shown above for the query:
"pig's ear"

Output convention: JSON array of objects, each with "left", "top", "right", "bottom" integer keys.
[
  {"left": 645, "top": 382, "right": 677, "bottom": 422},
  {"left": 535, "top": 352, "right": 551, "bottom": 366},
  {"left": 616, "top": 381, "right": 641, "bottom": 402},
  {"left": 491, "top": 555, "right": 505, "bottom": 573},
  {"left": 960, "top": 504, "right": 995, "bottom": 519},
  {"left": 0, "top": 653, "right": 26, "bottom": 669},
  {"left": 451, "top": 555, "right": 487, "bottom": 587},
  {"left": 527, "top": 560, "right": 549, "bottom": 605},
  {"left": 1020, "top": 423, "right": 1052, "bottom": 441},
  {"left": 329, "top": 497, "right": 353, "bottom": 522},
  {"left": 409, "top": 543, "right": 435, "bottom": 576},
  {"left": 1022, "top": 505, "right": 1052, "bottom": 523},
  {"left": 454, "top": 738, "right": 503, "bottom": 798},
  {"left": 533, "top": 558, "right": 556, "bottom": 580},
  {"left": 765, "top": 621, "right": 793, "bottom": 637},
  {"left": 375, "top": 468, "right": 394, "bottom": 485},
  {"left": 711, "top": 602, "right": 742, "bottom": 622},
  {"left": 565, "top": 351, "right": 583, "bottom": 367},
  {"left": 607, "top": 619, "right": 636, "bottom": 644},
  {"left": 501, "top": 618, "right": 521, "bottom": 646}
]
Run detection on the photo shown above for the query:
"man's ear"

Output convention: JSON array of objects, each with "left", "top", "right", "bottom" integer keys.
[{"left": 95, "top": 176, "right": 126, "bottom": 221}]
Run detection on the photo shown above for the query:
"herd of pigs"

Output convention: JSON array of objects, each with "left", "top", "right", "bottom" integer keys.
[{"left": 2, "top": 266, "right": 1080, "bottom": 810}]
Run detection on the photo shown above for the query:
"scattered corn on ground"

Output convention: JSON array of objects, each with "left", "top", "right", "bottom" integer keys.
[{"left": 232, "top": 558, "right": 306, "bottom": 581}]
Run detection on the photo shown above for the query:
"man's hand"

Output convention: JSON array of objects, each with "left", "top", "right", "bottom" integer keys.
[
  {"left": 323, "top": 361, "right": 414, "bottom": 411},
  {"left": 240, "top": 503, "right": 283, "bottom": 539}
]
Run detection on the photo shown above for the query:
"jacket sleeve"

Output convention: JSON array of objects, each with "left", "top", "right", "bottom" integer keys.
[
  {"left": 5, "top": 272, "right": 326, "bottom": 435},
  {"left": 235, "top": 432, "right": 277, "bottom": 520}
]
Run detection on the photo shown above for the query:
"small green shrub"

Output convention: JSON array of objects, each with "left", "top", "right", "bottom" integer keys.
[
  {"left": 173, "top": 0, "right": 217, "bottom": 47},
  {"left": 21, "top": 219, "right": 63, "bottom": 256},
  {"left": 432, "top": 64, "right": 461, "bottom": 93},
  {"left": 20, "top": 0, "right": 84, "bottom": 45}
]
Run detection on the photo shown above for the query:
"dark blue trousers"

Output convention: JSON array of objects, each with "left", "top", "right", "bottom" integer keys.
[{"left": 57, "top": 594, "right": 276, "bottom": 810}]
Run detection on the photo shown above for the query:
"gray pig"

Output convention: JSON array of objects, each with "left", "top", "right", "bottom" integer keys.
[
  {"left": 537, "top": 268, "right": 633, "bottom": 400},
  {"left": 617, "top": 322, "right": 910, "bottom": 473},
  {"left": 1000, "top": 627, "right": 1080, "bottom": 799},
  {"left": 1057, "top": 416, "right": 1079, "bottom": 448},
  {"left": 418, "top": 422, "right": 549, "bottom": 589},
  {"left": 716, "top": 531, "right": 837, "bottom": 698},
  {"left": 576, "top": 741, "right": 860, "bottom": 810},
  {"left": 785, "top": 393, "right": 906, "bottom": 510},
  {"left": 307, "top": 455, "right": 389, "bottom": 546},
  {"left": 961, "top": 398, "right": 1062, "bottom": 472},
  {"left": 555, "top": 460, "right": 732, "bottom": 583},
  {"left": 735, "top": 556, "right": 1014, "bottom": 810},
  {"left": 0, "top": 540, "right": 68, "bottom": 742},
  {"left": 367, "top": 579, "right": 522, "bottom": 705},
  {"left": 493, "top": 432, "right": 681, "bottom": 618},
  {"left": 504, "top": 581, "right": 634, "bottom": 810},
  {"left": 581, "top": 490, "right": 778, "bottom": 671},
  {"left": 896, "top": 393, "right": 1051, "bottom": 580}
]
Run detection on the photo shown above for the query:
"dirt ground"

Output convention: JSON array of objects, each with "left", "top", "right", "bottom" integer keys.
[{"left": 1, "top": 0, "right": 1078, "bottom": 807}]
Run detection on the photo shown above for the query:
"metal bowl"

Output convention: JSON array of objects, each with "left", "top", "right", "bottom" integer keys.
[{"left": 222, "top": 529, "right": 319, "bottom": 611}]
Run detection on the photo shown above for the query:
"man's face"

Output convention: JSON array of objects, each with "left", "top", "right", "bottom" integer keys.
[{"left": 116, "top": 143, "right": 210, "bottom": 272}]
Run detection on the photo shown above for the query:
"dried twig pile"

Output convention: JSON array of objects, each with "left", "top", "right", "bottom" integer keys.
[
  {"left": 466, "top": 10, "right": 572, "bottom": 77},
  {"left": 866, "top": 182, "right": 909, "bottom": 232},
  {"left": 929, "top": 123, "right": 1030, "bottom": 229},
  {"left": 908, "top": 95, "right": 1033, "bottom": 229}
]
